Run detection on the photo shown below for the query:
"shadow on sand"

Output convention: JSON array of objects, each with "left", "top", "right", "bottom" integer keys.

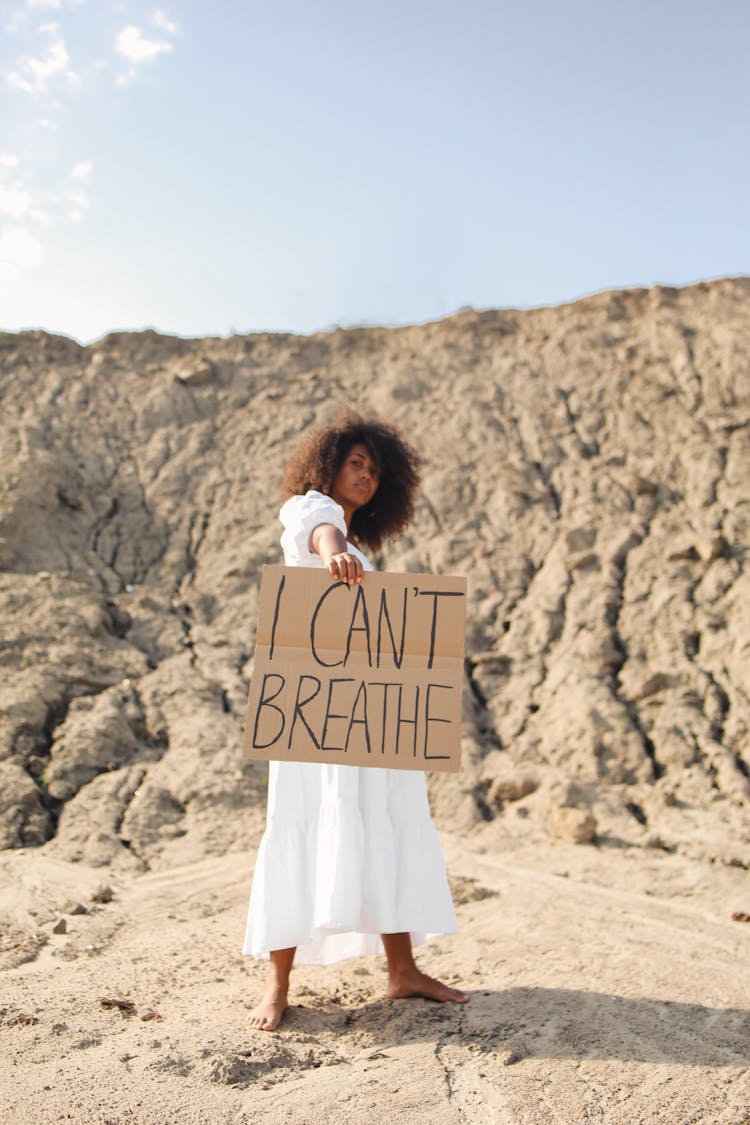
[{"left": 282, "top": 986, "right": 750, "bottom": 1067}]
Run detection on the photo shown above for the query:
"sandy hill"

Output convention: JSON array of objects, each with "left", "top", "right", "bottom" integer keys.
[
  {"left": 2, "top": 276, "right": 748, "bottom": 869},
  {"left": 1, "top": 279, "right": 749, "bottom": 1124}
]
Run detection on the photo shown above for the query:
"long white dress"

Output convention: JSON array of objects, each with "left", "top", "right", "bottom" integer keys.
[{"left": 243, "top": 491, "right": 458, "bottom": 966}]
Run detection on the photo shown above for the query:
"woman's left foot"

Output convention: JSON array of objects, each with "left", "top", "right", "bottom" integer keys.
[
  {"left": 386, "top": 967, "right": 468, "bottom": 1003},
  {"left": 246, "top": 984, "right": 288, "bottom": 1031}
]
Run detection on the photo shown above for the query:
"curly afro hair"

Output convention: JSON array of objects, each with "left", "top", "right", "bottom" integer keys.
[{"left": 281, "top": 407, "right": 421, "bottom": 550}]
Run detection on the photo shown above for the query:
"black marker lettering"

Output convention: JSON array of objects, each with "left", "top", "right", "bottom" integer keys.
[
  {"left": 376, "top": 586, "right": 407, "bottom": 669},
  {"left": 310, "top": 582, "right": 346, "bottom": 667},
  {"left": 395, "top": 683, "right": 420, "bottom": 757},
  {"left": 423, "top": 682, "right": 452, "bottom": 760},
  {"left": 418, "top": 590, "right": 464, "bottom": 669},
  {"left": 252, "top": 673, "right": 286, "bottom": 749},
  {"left": 344, "top": 681, "right": 372, "bottom": 755},
  {"left": 321, "top": 677, "right": 355, "bottom": 751},
  {"left": 287, "top": 674, "right": 322, "bottom": 749},
  {"left": 369, "top": 681, "right": 397, "bottom": 754},
  {"left": 344, "top": 584, "right": 372, "bottom": 667},
  {"left": 268, "top": 572, "right": 286, "bottom": 661}
]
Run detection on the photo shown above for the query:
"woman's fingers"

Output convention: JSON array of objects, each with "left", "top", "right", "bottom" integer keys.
[
  {"left": 327, "top": 552, "right": 363, "bottom": 585},
  {"left": 337, "top": 554, "right": 356, "bottom": 585}
]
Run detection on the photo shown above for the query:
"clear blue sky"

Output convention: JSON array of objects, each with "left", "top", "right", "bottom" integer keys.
[{"left": 1, "top": 0, "right": 748, "bottom": 343}]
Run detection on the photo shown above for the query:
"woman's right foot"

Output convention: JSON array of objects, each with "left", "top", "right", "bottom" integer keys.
[
  {"left": 246, "top": 985, "right": 288, "bottom": 1031},
  {"left": 386, "top": 966, "right": 468, "bottom": 1004}
]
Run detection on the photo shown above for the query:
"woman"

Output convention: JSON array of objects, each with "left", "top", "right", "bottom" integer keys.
[{"left": 244, "top": 409, "right": 467, "bottom": 1030}]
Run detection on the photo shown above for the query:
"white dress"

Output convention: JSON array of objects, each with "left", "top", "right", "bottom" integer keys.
[{"left": 243, "top": 491, "right": 458, "bottom": 966}]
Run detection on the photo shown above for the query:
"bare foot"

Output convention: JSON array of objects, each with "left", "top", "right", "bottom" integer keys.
[
  {"left": 246, "top": 985, "right": 288, "bottom": 1031},
  {"left": 386, "top": 967, "right": 468, "bottom": 1004}
]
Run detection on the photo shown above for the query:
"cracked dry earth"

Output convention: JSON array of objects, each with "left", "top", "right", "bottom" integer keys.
[{"left": 1, "top": 277, "right": 750, "bottom": 1122}]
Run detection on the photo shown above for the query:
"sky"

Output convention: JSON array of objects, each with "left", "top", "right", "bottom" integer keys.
[{"left": 1, "top": 0, "right": 749, "bottom": 344}]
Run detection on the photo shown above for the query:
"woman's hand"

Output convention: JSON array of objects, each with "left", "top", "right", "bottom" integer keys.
[
  {"left": 310, "top": 524, "right": 363, "bottom": 585},
  {"left": 325, "top": 551, "right": 363, "bottom": 586}
]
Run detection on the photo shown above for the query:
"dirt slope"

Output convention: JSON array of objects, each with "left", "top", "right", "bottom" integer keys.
[{"left": 1, "top": 279, "right": 749, "bottom": 1122}]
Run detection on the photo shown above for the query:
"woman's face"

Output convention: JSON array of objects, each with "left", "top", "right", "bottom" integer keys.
[{"left": 331, "top": 443, "right": 380, "bottom": 514}]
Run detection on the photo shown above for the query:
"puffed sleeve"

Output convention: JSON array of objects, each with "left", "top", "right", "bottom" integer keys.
[{"left": 279, "top": 491, "right": 348, "bottom": 563}]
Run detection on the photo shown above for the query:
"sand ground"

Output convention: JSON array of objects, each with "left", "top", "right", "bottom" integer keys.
[{"left": 2, "top": 828, "right": 749, "bottom": 1125}]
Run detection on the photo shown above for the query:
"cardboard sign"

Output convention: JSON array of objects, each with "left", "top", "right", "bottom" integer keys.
[{"left": 242, "top": 566, "right": 466, "bottom": 772}]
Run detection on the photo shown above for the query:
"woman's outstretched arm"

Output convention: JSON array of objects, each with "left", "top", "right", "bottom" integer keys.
[{"left": 309, "top": 523, "right": 363, "bottom": 585}]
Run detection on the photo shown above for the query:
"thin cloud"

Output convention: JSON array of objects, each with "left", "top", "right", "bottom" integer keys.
[
  {"left": 0, "top": 186, "right": 32, "bottom": 219},
  {"left": 7, "top": 28, "right": 78, "bottom": 94},
  {"left": 67, "top": 188, "right": 88, "bottom": 210},
  {"left": 29, "top": 206, "right": 53, "bottom": 226},
  {"left": 0, "top": 148, "right": 92, "bottom": 251},
  {"left": 116, "top": 25, "right": 173, "bottom": 64},
  {"left": 151, "top": 8, "right": 177, "bottom": 35},
  {"left": 2, "top": 3, "right": 180, "bottom": 278},
  {"left": 0, "top": 226, "right": 43, "bottom": 271}
]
